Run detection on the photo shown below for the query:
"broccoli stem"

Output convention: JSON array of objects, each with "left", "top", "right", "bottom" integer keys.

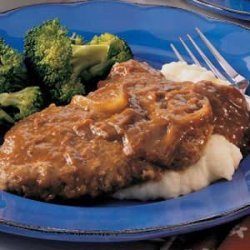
[
  {"left": 71, "top": 44, "right": 109, "bottom": 78},
  {"left": 0, "top": 109, "right": 14, "bottom": 124},
  {"left": 0, "top": 93, "right": 19, "bottom": 107},
  {"left": 0, "top": 87, "right": 43, "bottom": 121}
]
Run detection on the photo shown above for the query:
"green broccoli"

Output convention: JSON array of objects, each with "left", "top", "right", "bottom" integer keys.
[
  {"left": 0, "top": 109, "right": 15, "bottom": 125},
  {"left": 80, "top": 33, "right": 133, "bottom": 92},
  {"left": 0, "top": 38, "right": 29, "bottom": 93},
  {"left": 24, "top": 19, "right": 133, "bottom": 104},
  {"left": 0, "top": 86, "right": 43, "bottom": 124}
]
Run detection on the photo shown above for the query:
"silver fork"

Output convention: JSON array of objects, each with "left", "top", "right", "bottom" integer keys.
[{"left": 170, "top": 28, "right": 249, "bottom": 97}]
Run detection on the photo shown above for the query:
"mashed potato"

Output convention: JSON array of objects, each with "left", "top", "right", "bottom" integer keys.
[
  {"left": 113, "top": 135, "right": 242, "bottom": 200},
  {"left": 113, "top": 62, "right": 243, "bottom": 200},
  {"left": 161, "top": 61, "right": 229, "bottom": 85}
]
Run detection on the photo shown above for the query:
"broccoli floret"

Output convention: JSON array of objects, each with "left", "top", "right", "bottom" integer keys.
[
  {"left": 0, "top": 86, "right": 43, "bottom": 122},
  {"left": 24, "top": 19, "right": 133, "bottom": 104},
  {"left": 80, "top": 33, "right": 133, "bottom": 91},
  {"left": 50, "top": 80, "right": 85, "bottom": 104},
  {"left": 24, "top": 19, "right": 103, "bottom": 103},
  {"left": 0, "top": 38, "right": 28, "bottom": 93},
  {"left": 89, "top": 32, "right": 132, "bottom": 61},
  {"left": 25, "top": 19, "right": 72, "bottom": 89}
]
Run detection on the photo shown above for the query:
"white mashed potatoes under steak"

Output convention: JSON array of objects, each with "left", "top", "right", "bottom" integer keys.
[{"left": 113, "top": 61, "right": 245, "bottom": 201}]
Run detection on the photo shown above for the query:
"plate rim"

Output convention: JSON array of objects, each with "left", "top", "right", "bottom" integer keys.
[
  {"left": 187, "top": 0, "right": 250, "bottom": 21},
  {"left": 0, "top": 205, "right": 250, "bottom": 242},
  {"left": 188, "top": 0, "right": 250, "bottom": 15},
  {"left": 0, "top": 0, "right": 249, "bottom": 30}
]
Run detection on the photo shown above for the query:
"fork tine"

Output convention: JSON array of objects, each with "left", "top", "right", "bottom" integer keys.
[
  {"left": 179, "top": 37, "right": 201, "bottom": 67},
  {"left": 187, "top": 34, "right": 227, "bottom": 81},
  {"left": 170, "top": 43, "right": 185, "bottom": 62},
  {"left": 195, "top": 28, "right": 238, "bottom": 79}
]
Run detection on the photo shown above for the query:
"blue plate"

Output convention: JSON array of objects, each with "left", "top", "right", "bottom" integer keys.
[
  {"left": 0, "top": 0, "right": 250, "bottom": 242},
  {"left": 188, "top": 0, "right": 250, "bottom": 21}
]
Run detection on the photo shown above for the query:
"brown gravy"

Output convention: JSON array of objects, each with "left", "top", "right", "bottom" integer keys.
[{"left": 0, "top": 60, "right": 249, "bottom": 200}]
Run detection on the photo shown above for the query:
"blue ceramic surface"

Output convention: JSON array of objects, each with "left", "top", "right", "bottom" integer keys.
[
  {"left": 188, "top": 0, "right": 250, "bottom": 20},
  {"left": 0, "top": 0, "right": 250, "bottom": 242}
]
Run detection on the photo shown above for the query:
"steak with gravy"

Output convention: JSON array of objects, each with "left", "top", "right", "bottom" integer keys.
[{"left": 0, "top": 60, "right": 249, "bottom": 200}]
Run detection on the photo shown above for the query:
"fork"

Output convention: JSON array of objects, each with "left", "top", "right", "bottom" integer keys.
[{"left": 170, "top": 28, "right": 249, "bottom": 99}]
